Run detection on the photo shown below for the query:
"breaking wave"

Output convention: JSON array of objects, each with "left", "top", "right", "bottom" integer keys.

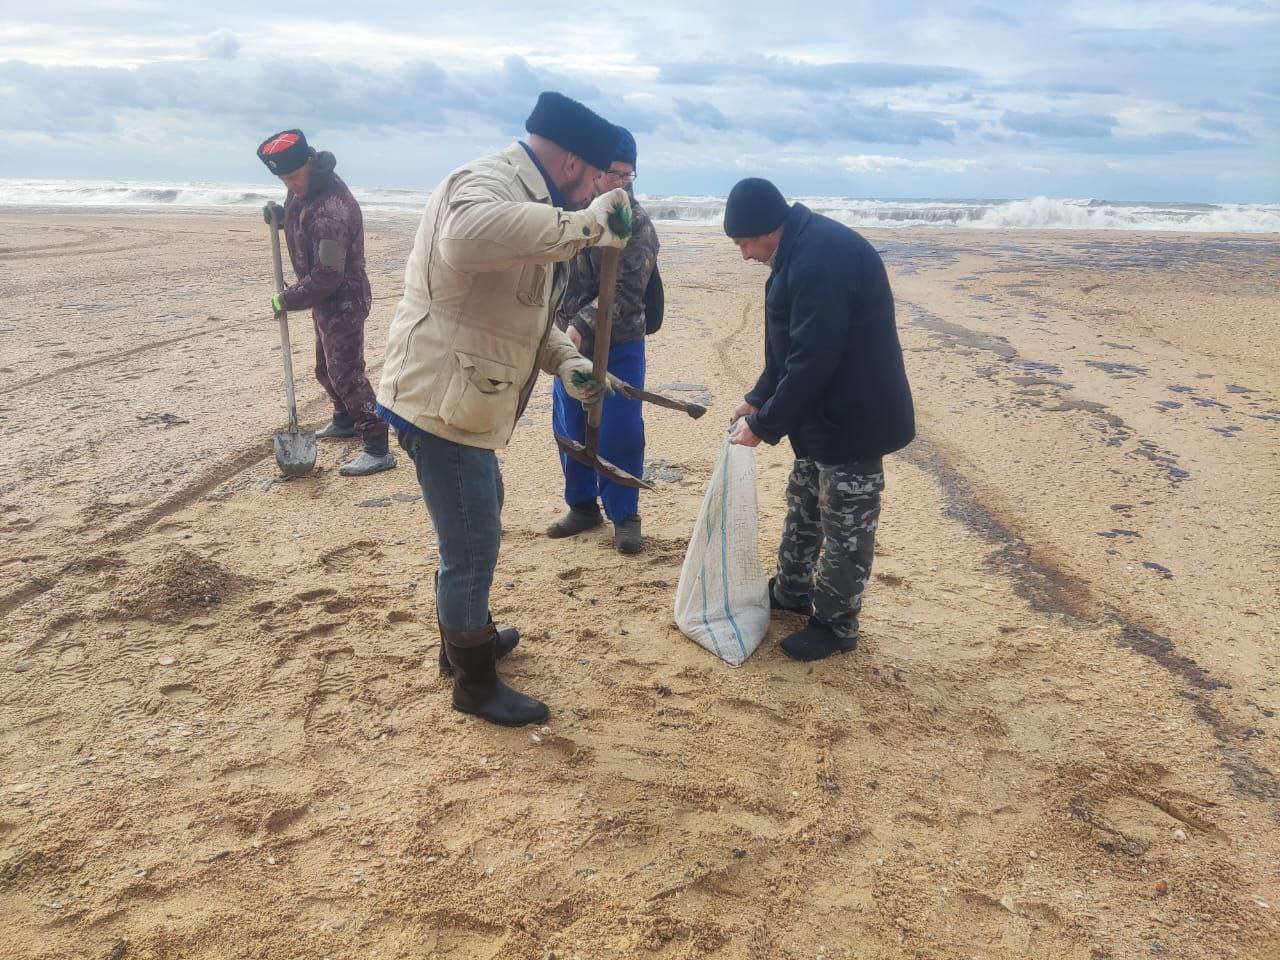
[
  {"left": 643, "top": 195, "right": 1280, "bottom": 234},
  {"left": 1, "top": 179, "right": 1276, "bottom": 233}
]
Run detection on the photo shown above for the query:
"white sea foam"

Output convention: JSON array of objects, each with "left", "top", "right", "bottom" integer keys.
[
  {"left": 1, "top": 179, "right": 1276, "bottom": 234},
  {"left": 644, "top": 194, "right": 1280, "bottom": 234}
]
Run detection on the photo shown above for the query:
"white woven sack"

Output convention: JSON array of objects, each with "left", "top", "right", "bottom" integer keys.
[{"left": 674, "top": 434, "right": 770, "bottom": 666}]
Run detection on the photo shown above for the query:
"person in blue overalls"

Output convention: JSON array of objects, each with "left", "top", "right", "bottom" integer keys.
[{"left": 548, "top": 126, "right": 661, "bottom": 555}]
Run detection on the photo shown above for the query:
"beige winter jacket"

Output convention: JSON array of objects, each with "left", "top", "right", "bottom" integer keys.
[{"left": 377, "top": 142, "right": 606, "bottom": 450}]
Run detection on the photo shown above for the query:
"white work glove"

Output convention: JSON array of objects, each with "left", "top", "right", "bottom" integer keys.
[
  {"left": 586, "top": 188, "right": 633, "bottom": 249},
  {"left": 557, "top": 355, "right": 623, "bottom": 406}
]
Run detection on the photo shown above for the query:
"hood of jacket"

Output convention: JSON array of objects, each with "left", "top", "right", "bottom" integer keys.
[{"left": 306, "top": 151, "right": 338, "bottom": 197}]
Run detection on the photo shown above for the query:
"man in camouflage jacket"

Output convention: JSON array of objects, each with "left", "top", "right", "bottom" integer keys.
[
  {"left": 549, "top": 126, "right": 660, "bottom": 554},
  {"left": 257, "top": 129, "right": 394, "bottom": 477}
]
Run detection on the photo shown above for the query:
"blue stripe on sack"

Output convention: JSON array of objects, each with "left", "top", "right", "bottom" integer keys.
[
  {"left": 696, "top": 442, "right": 727, "bottom": 660},
  {"left": 697, "top": 443, "right": 723, "bottom": 658},
  {"left": 717, "top": 443, "right": 747, "bottom": 662}
]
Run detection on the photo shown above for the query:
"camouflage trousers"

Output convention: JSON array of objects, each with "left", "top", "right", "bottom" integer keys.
[
  {"left": 774, "top": 457, "right": 885, "bottom": 640},
  {"left": 313, "top": 308, "right": 387, "bottom": 449}
]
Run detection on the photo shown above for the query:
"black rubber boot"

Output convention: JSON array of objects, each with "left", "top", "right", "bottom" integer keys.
[
  {"left": 443, "top": 626, "right": 549, "bottom": 727},
  {"left": 316, "top": 409, "right": 357, "bottom": 440},
  {"left": 780, "top": 617, "right": 857, "bottom": 662},
  {"left": 547, "top": 502, "right": 603, "bottom": 539},
  {"left": 439, "top": 620, "right": 518, "bottom": 676},
  {"left": 769, "top": 575, "right": 813, "bottom": 616},
  {"left": 433, "top": 571, "right": 517, "bottom": 677},
  {"left": 613, "top": 516, "right": 643, "bottom": 555}
]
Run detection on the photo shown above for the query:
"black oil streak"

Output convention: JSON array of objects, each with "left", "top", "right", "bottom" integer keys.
[{"left": 899, "top": 432, "right": 1276, "bottom": 801}]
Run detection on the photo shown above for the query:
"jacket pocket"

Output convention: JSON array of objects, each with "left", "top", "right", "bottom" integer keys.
[
  {"left": 516, "top": 263, "right": 547, "bottom": 306},
  {"left": 440, "top": 351, "right": 518, "bottom": 434}
]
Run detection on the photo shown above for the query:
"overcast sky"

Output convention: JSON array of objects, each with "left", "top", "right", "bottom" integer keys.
[{"left": 2, "top": 1, "right": 1277, "bottom": 200}]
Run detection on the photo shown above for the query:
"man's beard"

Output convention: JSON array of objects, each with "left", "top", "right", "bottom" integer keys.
[{"left": 559, "top": 168, "right": 595, "bottom": 211}]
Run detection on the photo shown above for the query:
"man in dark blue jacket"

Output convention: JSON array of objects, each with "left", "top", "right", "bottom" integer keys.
[{"left": 726, "top": 178, "right": 914, "bottom": 662}]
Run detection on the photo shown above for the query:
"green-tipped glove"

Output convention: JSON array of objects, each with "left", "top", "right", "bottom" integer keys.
[
  {"left": 557, "top": 357, "right": 623, "bottom": 406},
  {"left": 587, "top": 188, "right": 633, "bottom": 249},
  {"left": 271, "top": 292, "right": 285, "bottom": 319}
]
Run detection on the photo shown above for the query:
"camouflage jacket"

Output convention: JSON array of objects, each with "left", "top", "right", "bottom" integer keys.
[
  {"left": 281, "top": 151, "right": 372, "bottom": 323},
  {"left": 554, "top": 193, "right": 659, "bottom": 356}
]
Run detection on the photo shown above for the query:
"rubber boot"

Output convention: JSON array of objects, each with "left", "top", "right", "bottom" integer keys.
[
  {"left": 769, "top": 575, "right": 813, "bottom": 616},
  {"left": 780, "top": 616, "right": 857, "bottom": 662},
  {"left": 547, "top": 501, "right": 603, "bottom": 539},
  {"left": 439, "top": 621, "right": 519, "bottom": 676},
  {"left": 434, "top": 569, "right": 517, "bottom": 677},
  {"left": 443, "top": 625, "right": 549, "bottom": 726},
  {"left": 340, "top": 451, "right": 396, "bottom": 476},
  {"left": 316, "top": 409, "right": 357, "bottom": 440},
  {"left": 339, "top": 432, "right": 396, "bottom": 477},
  {"left": 613, "top": 516, "right": 643, "bottom": 555}
]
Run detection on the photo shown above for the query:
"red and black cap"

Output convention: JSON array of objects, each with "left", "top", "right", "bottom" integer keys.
[{"left": 256, "top": 129, "right": 314, "bottom": 176}]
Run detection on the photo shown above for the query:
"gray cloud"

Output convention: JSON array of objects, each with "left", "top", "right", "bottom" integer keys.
[
  {"left": 1002, "top": 110, "right": 1118, "bottom": 139},
  {"left": 1200, "top": 117, "right": 1250, "bottom": 139},
  {"left": 750, "top": 103, "right": 956, "bottom": 146},
  {"left": 199, "top": 29, "right": 240, "bottom": 60},
  {"left": 966, "top": 5, "right": 1020, "bottom": 26},
  {"left": 674, "top": 98, "right": 731, "bottom": 130},
  {"left": 658, "top": 56, "right": 977, "bottom": 90},
  {"left": 1043, "top": 81, "right": 1124, "bottom": 96},
  {"left": 1, "top": 0, "right": 1275, "bottom": 200},
  {"left": 1033, "top": 130, "right": 1249, "bottom": 156},
  {"left": 1120, "top": 131, "right": 1243, "bottom": 153},
  {"left": 0, "top": 54, "right": 618, "bottom": 136}
]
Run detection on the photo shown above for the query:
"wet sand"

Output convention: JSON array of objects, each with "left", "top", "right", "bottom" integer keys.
[{"left": 1, "top": 211, "right": 1278, "bottom": 959}]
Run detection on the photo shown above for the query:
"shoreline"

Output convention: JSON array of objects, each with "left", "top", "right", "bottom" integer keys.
[{"left": 2, "top": 195, "right": 1278, "bottom": 235}]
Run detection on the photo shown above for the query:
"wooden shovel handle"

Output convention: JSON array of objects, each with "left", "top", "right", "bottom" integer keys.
[{"left": 585, "top": 247, "right": 621, "bottom": 454}]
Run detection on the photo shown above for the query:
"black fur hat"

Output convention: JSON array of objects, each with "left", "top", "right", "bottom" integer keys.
[
  {"left": 525, "top": 92, "right": 617, "bottom": 171},
  {"left": 257, "top": 129, "right": 314, "bottom": 176}
]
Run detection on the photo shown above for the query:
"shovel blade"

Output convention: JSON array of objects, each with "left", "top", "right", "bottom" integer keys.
[
  {"left": 274, "top": 428, "right": 317, "bottom": 477},
  {"left": 555, "top": 434, "right": 653, "bottom": 490}
]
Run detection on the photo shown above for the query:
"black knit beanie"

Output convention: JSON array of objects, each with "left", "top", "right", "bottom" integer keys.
[
  {"left": 525, "top": 92, "right": 617, "bottom": 171},
  {"left": 257, "top": 129, "right": 314, "bottom": 176},
  {"left": 613, "top": 125, "right": 637, "bottom": 167},
  {"left": 723, "top": 178, "right": 790, "bottom": 238}
]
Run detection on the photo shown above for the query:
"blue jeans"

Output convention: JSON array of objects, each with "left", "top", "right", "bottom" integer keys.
[
  {"left": 397, "top": 428, "right": 503, "bottom": 632},
  {"left": 551, "top": 338, "right": 646, "bottom": 522}
]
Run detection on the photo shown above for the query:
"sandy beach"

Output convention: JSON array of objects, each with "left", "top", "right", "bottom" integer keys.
[{"left": 1, "top": 210, "right": 1278, "bottom": 959}]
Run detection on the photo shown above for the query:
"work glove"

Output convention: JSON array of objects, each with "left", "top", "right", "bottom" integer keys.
[
  {"left": 271, "top": 292, "right": 285, "bottom": 319},
  {"left": 586, "top": 188, "right": 633, "bottom": 250},
  {"left": 557, "top": 356, "right": 622, "bottom": 406}
]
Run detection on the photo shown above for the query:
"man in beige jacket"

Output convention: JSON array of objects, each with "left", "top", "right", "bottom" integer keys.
[{"left": 377, "top": 92, "right": 630, "bottom": 727}]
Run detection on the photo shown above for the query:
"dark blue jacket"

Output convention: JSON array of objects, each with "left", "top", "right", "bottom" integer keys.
[{"left": 745, "top": 203, "right": 914, "bottom": 464}]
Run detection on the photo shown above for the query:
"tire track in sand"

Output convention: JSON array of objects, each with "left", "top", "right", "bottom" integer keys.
[
  {"left": 0, "top": 223, "right": 176, "bottom": 263},
  {"left": 709, "top": 290, "right": 1276, "bottom": 802},
  {"left": 0, "top": 363, "right": 381, "bottom": 617},
  {"left": 901, "top": 431, "right": 1276, "bottom": 801},
  {"left": 0, "top": 316, "right": 252, "bottom": 398}
]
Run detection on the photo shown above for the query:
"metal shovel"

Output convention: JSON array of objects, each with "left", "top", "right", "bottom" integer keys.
[
  {"left": 555, "top": 246, "right": 652, "bottom": 491},
  {"left": 263, "top": 201, "right": 317, "bottom": 477}
]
